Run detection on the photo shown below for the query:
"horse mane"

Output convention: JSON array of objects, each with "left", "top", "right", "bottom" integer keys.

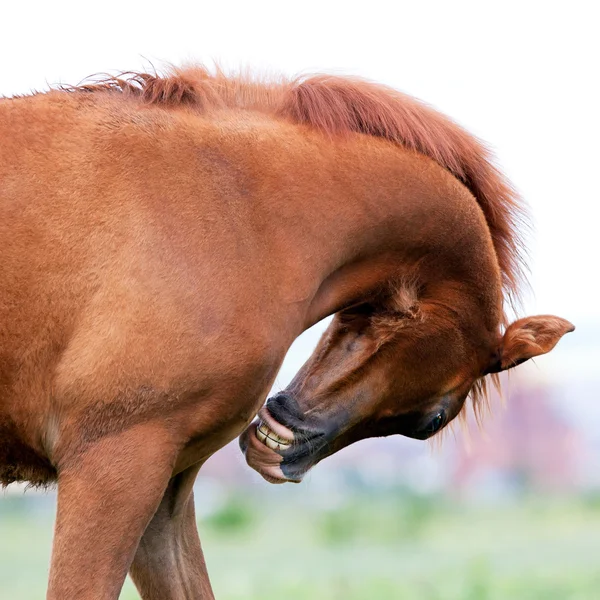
[{"left": 64, "top": 66, "right": 527, "bottom": 305}]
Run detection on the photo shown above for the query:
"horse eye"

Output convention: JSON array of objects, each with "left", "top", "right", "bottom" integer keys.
[{"left": 424, "top": 411, "right": 445, "bottom": 435}]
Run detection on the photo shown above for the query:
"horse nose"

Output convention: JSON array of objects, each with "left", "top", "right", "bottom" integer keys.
[{"left": 266, "top": 392, "right": 304, "bottom": 426}]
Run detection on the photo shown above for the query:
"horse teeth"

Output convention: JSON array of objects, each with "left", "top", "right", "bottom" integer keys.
[
  {"left": 265, "top": 436, "right": 280, "bottom": 450},
  {"left": 255, "top": 421, "right": 291, "bottom": 450}
]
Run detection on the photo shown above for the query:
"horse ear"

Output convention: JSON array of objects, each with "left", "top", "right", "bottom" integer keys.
[{"left": 486, "top": 315, "right": 575, "bottom": 374}]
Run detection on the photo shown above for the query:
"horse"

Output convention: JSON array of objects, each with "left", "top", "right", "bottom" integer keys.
[{"left": 0, "top": 66, "right": 573, "bottom": 599}]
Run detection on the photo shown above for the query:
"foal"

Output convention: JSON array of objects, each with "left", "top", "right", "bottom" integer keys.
[{"left": 0, "top": 67, "right": 572, "bottom": 598}]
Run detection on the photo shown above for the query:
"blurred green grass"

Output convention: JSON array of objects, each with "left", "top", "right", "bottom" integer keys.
[{"left": 1, "top": 491, "right": 600, "bottom": 599}]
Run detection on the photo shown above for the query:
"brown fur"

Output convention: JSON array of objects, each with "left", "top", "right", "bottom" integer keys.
[
  {"left": 63, "top": 66, "right": 525, "bottom": 305},
  {"left": 0, "top": 65, "right": 571, "bottom": 599}
]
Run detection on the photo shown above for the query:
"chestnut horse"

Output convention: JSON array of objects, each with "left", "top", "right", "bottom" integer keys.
[{"left": 0, "top": 67, "right": 572, "bottom": 599}]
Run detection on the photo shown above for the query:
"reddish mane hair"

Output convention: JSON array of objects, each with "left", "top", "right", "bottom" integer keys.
[{"left": 65, "top": 66, "right": 527, "bottom": 304}]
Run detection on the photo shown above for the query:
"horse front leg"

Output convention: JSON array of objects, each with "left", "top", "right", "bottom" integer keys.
[
  {"left": 47, "top": 423, "right": 178, "bottom": 600},
  {"left": 129, "top": 464, "right": 215, "bottom": 600}
]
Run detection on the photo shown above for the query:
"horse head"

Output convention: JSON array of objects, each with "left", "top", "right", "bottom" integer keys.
[{"left": 240, "top": 278, "right": 573, "bottom": 483}]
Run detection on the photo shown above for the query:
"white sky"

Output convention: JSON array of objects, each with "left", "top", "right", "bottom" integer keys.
[{"left": 2, "top": 0, "right": 598, "bottom": 382}]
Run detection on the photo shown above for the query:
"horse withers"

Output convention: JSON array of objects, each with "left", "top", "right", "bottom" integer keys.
[{"left": 0, "top": 66, "right": 573, "bottom": 599}]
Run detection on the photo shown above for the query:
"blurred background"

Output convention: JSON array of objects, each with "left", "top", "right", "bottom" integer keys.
[{"left": 1, "top": 1, "right": 598, "bottom": 598}]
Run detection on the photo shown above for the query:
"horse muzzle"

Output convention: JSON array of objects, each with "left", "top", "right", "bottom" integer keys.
[{"left": 239, "top": 396, "right": 333, "bottom": 484}]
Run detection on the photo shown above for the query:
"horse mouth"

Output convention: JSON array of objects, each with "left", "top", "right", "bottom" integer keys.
[
  {"left": 256, "top": 422, "right": 292, "bottom": 450},
  {"left": 255, "top": 407, "right": 294, "bottom": 451},
  {"left": 240, "top": 407, "right": 320, "bottom": 484}
]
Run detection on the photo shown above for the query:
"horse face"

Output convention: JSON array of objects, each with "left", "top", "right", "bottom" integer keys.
[{"left": 240, "top": 296, "right": 573, "bottom": 484}]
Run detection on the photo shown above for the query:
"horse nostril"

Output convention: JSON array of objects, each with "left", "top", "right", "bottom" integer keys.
[{"left": 266, "top": 393, "right": 304, "bottom": 425}]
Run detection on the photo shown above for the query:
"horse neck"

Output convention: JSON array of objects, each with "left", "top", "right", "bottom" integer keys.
[{"left": 256, "top": 132, "right": 504, "bottom": 334}]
